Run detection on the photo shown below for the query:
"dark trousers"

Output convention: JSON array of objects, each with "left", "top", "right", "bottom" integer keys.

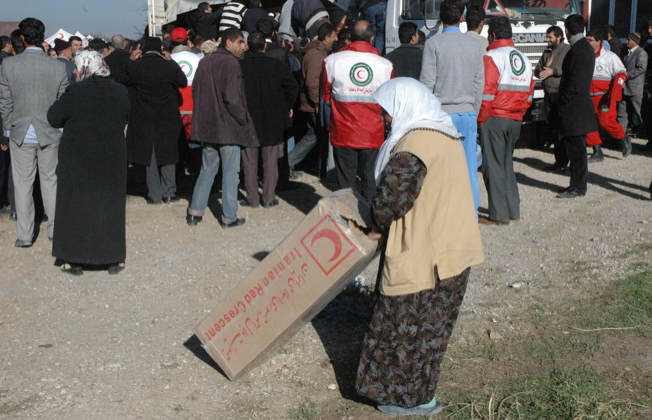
[
  {"left": 242, "top": 145, "right": 280, "bottom": 206},
  {"left": 146, "top": 148, "right": 176, "bottom": 203},
  {"left": 563, "top": 135, "right": 588, "bottom": 193},
  {"left": 0, "top": 148, "right": 16, "bottom": 212},
  {"left": 333, "top": 147, "right": 378, "bottom": 203},
  {"left": 544, "top": 92, "right": 568, "bottom": 166},
  {"left": 481, "top": 117, "right": 521, "bottom": 221}
]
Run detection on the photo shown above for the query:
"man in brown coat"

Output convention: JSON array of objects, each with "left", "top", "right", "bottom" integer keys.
[
  {"left": 186, "top": 28, "right": 257, "bottom": 228},
  {"left": 287, "top": 22, "right": 337, "bottom": 178},
  {"left": 534, "top": 25, "right": 570, "bottom": 171}
]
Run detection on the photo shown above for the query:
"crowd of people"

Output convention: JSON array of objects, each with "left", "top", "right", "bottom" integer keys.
[{"left": 1, "top": 0, "right": 652, "bottom": 415}]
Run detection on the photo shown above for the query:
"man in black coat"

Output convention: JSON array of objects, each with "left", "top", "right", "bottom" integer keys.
[
  {"left": 242, "top": 0, "right": 269, "bottom": 34},
  {"left": 124, "top": 37, "right": 187, "bottom": 205},
  {"left": 556, "top": 15, "right": 597, "bottom": 199},
  {"left": 384, "top": 22, "right": 423, "bottom": 80},
  {"left": 254, "top": 18, "right": 290, "bottom": 70},
  {"left": 195, "top": 2, "right": 223, "bottom": 41},
  {"left": 239, "top": 32, "right": 299, "bottom": 208}
]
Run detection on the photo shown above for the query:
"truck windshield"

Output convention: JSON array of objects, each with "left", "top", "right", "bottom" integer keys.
[{"left": 402, "top": 0, "right": 580, "bottom": 22}]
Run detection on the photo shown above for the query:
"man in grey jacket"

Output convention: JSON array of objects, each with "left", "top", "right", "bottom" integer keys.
[
  {"left": 419, "top": 0, "right": 484, "bottom": 216},
  {"left": 0, "top": 18, "right": 68, "bottom": 247},
  {"left": 617, "top": 32, "right": 648, "bottom": 136}
]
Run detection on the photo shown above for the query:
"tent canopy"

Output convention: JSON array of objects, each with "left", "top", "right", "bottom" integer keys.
[{"left": 45, "top": 28, "right": 74, "bottom": 46}]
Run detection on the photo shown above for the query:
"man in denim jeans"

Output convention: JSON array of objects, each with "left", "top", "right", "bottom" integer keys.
[
  {"left": 361, "top": 0, "right": 387, "bottom": 54},
  {"left": 186, "top": 29, "right": 258, "bottom": 228}
]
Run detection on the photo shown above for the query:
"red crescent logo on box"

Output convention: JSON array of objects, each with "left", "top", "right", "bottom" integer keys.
[{"left": 301, "top": 215, "right": 356, "bottom": 275}]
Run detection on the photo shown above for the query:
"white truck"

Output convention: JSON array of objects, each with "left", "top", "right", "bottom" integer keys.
[{"left": 385, "top": 0, "right": 583, "bottom": 132}]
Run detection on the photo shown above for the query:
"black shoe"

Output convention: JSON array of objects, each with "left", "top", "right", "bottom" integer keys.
[
  {"left": 108, "top": 262, "right": 125, "bottom": 275},
  {"left": 262, "top": 199, "right": 279, "bottom": 208},
  {"left": 146, "top": 197, "right": 161, "bottom": 205},
  {"left": 239, "top": 199, "right": 259, "bottom": 208},
  {"left": 587, "top": 145, "right": 604, "bottom": 163},
  {"left": 289, "top": 168, "right": 303, "bottom": 180},
  {"left": 558, "top": 186, "right": 571, "bottom": 194},
  {"left": 649, "top": 180, "right": 652, "bottom": 200},
  {"left": 14, "top": 239, "right": 32, "bottom": 248},
  {"left": 220, "top": 218, "right": 245, "bottom": 229},
  {"left": 162, "top": 195, "right": 181, "bottom": 203},
  {"left": 61, "top": 263, "right": 83, "bottom": 276},
  {"left": 9, "top": 212, "right": 16, "bottom": 222},
  {"left": 544, "top": 163, "right": 567, "bottom": 172},
  {"left": 557, "top": 189, "right": 586, "bottom": 199},
  {"left": 621, "top": 135, "right": 632, "bottom": 157},
  {"left": 186, "top": 214, "right": 202, "bottom": 226},
  {"left": 42, "top": 214, "right": 49, "bottom": 222}
]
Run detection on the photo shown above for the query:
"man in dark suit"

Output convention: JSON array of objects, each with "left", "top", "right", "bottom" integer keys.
[
  {"left": 384, "top": 22, "right": 423, "bottom": 80},
  {"left": 239, "top": 32, "right": 299, "bottom": 208},
  {"left": 557, "top": 15, "right": 598, "bottom": 198},
  {"left": 556, "top": 14, "right": 597, "bottom": 199}
]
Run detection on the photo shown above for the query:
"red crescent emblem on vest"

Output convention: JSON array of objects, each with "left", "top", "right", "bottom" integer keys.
[{"left": 356, "top": 69, "right": 364, "bottom": 79}]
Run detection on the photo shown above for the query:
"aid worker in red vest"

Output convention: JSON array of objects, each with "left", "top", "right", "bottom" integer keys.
[
  {"left": 170, "top": 28, "right": 203, "bottom": 175},
  {"left": 477, "top": 17, "right": 533, "bottom": 225},
  {"left": 321, "top": 21, "right": 393, "bottom": 203},
  {"left": 584, "top": 29, "right": 631, "bottom": 163}
]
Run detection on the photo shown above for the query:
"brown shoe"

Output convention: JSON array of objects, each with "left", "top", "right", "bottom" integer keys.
[{"left": 479, "top": 217, "right": 510, "bottom": 225}]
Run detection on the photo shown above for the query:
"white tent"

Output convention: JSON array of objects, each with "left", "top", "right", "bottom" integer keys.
[{"left": 45, "top": 28, "right": 74, "bottom": 46}]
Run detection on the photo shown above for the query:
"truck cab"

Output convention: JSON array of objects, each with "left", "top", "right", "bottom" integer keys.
[{"left": 385, "top": 0, "right": 583, "bottom": 102}]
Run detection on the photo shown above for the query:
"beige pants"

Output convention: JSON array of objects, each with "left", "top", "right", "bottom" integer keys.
[{"left": 10, "top": 141, "right": 58, "bottom": 242}]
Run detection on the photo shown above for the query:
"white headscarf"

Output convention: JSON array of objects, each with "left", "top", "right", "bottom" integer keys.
[
  {"left": 74, "top": 50, "right": 111, "bottom": 81},
  {"left": 371, "top": 78, "right": 461, "bottom": 185}
]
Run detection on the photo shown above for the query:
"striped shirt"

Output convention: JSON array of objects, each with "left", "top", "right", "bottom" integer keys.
[{"left": 219, "top": 2, "right": 247, "bottom": 32}]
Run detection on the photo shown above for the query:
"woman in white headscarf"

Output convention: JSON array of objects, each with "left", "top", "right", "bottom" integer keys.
[
  {"left": 355, "top": 78, "right": 484, "bottom": 416},
  {"left": 47, "top": 50, "right": 130, "bottom": 276}
]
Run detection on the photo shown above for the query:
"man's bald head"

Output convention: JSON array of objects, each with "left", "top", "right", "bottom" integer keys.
[{"left": 352, "top": 20, "right": 374, "bottom": 43}]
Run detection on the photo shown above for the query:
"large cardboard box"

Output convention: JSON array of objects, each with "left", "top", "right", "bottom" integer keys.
[{"left": 195, "top": 189, "right": 378, "bottom": 380}]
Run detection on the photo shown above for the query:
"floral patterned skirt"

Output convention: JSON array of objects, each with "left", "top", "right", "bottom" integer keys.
[{"left": 355, "top": 267, "right": 471, "bottom": 408}]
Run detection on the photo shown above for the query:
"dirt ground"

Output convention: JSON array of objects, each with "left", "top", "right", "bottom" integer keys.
[{"left": 1, "top": 136, "right": 651, "bottom": 419}]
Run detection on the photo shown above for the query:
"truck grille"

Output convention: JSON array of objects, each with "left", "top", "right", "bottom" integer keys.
[{"left": 515, "top": 44, "right": 547, "bottom": 55}]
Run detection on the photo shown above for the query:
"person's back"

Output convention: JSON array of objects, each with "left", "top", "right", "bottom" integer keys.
[
  {"left": 420, "top": 30, "right": 484, "bottom": 114},
  {"left": 126, "top": 52, "right": 185, "bottom": 109},
  {"left": 0, "top": 46, "right": 68, "bottom": 146},
  {"left": 384, "top": 45, "right": 422, "bottom": 79},
  {"left": 242, "top": 2, "right": 269, "bottom": 34},
  {"left": 384, "top": 22, "right": 422, "bottom": 80},
  {"left": 219, "top": 1, "right": 247, "bottom": 32},
  {"left": 0, "top": 18, "right": 69, "bottom": 247}
]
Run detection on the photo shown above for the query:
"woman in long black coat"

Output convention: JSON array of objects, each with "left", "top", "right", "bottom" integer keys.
[
  {"left": 124, "top": 37, "right": 187, "bottom": 204},
  {"left": 47, "top": 50, "right": 131, "bottom": 275}
]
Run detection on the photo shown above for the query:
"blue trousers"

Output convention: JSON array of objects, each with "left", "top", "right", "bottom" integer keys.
[{"left": 450, "top": 112, "right": 479, "bottom": 216}]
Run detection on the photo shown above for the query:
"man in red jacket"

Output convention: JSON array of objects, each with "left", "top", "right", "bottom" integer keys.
[
  {"left": 322, "top": 21, "right": 393, "bottom": 202},
  {"left": 478, "top": 17, "right": 533, "bottom": 225}
]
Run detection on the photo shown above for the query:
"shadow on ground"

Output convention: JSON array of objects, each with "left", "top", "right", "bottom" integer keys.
[
  {"left": 311, "top": 289, "right": 377, "bottom": 406},
  {"left": 514, "top": 156, "right": 651, "bottom": 200}
]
